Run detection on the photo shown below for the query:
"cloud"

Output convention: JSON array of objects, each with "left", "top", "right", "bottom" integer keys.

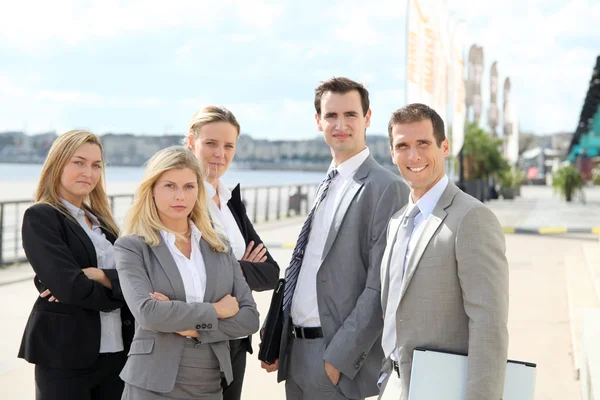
[
  {"left": 330, "top": 0, "right": 408, "bottom": 45},
  {"left": 0, "top": 0, "right": 281, "bottom": 52},
  {"left": 447, "top": 0, "right": 599, "bottom": 133}
]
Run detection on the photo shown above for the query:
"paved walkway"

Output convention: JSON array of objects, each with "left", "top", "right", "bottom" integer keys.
[{"left": 487, "top": 185, "right": 600, "bottom": 230}]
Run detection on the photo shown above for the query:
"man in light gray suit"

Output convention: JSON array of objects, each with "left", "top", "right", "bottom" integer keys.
[
  {"left": 261, "top": 77, "right": 409, "bottom": 399},
  {"left": 378, "top": 103, "right": 509, "bottom": 400}
]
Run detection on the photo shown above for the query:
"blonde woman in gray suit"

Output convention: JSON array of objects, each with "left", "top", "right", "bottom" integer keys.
[{"left": 114, "top": 146, "right": 259, "bottom": 400}]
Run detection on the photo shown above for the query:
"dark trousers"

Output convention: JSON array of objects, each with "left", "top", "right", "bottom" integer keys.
[
  {"left": 35, "top": 351, "right": 127, "bottom": 400},
  {"left": 221, "top": 338, "right": 248, "bottom": 400}
]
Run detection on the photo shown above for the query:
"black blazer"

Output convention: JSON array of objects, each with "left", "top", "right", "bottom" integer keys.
[
  {"left": 227, "top": 184, "right": 280, "bottom": 292},
  {"left": 18, "top": 203, "right": 134, "bottom": 369},
  {"left": 226, "top": 184, "right": 280, "bottom": 355}
]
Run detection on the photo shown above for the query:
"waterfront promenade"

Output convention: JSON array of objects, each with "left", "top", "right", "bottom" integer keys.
[{"left": 1, "top": 185, "right": 599, "bottom": 399}]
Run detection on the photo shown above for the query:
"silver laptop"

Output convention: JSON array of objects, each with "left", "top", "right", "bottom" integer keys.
[{"left": 408, "top": 348, "right": 536, "bottom": 400}]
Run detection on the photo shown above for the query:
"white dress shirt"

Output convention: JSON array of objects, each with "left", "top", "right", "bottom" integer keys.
[
  {"left": 291, "top": 147, "right": 370, "bottom": 327},
  {"left": 160, "top": 222, "right": 207, "bottom": 303},
  {"left": 61, "top": 199, "right": 124, "bottom": 354},
  {"left": 389, "top": 174, "right": 449, "bottom": 360},
  {"left": 205, "top": 180, "right": 246, "bottom": 260}
]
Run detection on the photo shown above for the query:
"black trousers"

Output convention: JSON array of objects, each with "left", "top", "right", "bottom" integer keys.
[
  {"left": 35, "top": 351, "right": 127, "bottom": 400},
  {"left": 221, "top": 338, "right": 248, "bottom": 400}
]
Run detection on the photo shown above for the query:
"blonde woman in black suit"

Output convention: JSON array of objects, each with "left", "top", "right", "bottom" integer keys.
[{"left": 18, "top": 130, "right": 134, "bottom": 400}]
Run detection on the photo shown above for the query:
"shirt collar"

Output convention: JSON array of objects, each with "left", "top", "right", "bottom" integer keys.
[
  {"left": 204, "top": 180, "right": 232, "bottom": 204},
  {"left": 328, "top": 147, "right": 370, "bottom": 179},
  {"left": 408, "top": 175, "right": 449, "bottom": 219},
  {"left": 60, "top": 198, "right": 100, "bottom": 227},
  {"left": 160, "top": 220, "right": 203, "bottom": 246}
]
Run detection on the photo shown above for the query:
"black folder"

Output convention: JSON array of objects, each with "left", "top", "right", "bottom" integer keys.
[{"left": 258, "top": 279, "right": 285, "bottom": 364}]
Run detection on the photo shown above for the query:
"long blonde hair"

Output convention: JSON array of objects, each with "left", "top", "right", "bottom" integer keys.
[
  {"left": 35, "top": 130, "right": 119, "bottom": 237},
  {"left": 121, "top": 146, "right": 227, "bottom": 252},
  {"left": 182, "top": 105, "right": 241, "bottom": 147}
]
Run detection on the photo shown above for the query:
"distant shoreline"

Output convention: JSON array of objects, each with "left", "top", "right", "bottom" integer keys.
[{"left": 0, "top": 159, "right": 331, "bottom": 173}]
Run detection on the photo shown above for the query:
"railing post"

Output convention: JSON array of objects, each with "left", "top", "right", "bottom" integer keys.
[
  {"left": 110, "top": 195, "right": 115, "bottom": 215},
  {"left": 14, "top": 203, "right": 19, "bottom": 263},
  {"left": 276, "top": 186, "right": 282, "bottom": 220},
  {"left": 253, "top": 188, "right": 259, "bottom": 224},
  {"left": 265, "top": 188, "right": 270, "bottom": 222},
  {"left": 0, "top": 203, "right": 4, "bottom": 266}
]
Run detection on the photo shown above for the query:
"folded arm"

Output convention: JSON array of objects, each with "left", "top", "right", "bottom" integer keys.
[
  {"left": 197, "top": 249, "right": 260, "bottom": 343},
  {"left": 22, "top": 205, "right": 124, "bottom": 312},
  {"left": 114, "top": 236, "right": 219, "bottom": 332}
]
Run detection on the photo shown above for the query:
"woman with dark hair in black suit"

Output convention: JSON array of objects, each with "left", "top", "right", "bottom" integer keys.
[
  {"left": 186, "top": 106, "right": 280, "bottom": 399},
  {"left": 18, "top": 130, "right": 134, "bottom": 400}
]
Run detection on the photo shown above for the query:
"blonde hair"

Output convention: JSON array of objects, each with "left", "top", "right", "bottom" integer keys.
[
  {"left": 183, "top": 105, "right": 241, "bottom": 146},
  {"left": 35, "top": 130, "right": 119, "bottom": 238},
  {"left": 121, "top": 146, "right": 227, "bottom": 252}
]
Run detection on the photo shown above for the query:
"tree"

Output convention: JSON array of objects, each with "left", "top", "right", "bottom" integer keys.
[{"left": 462, "top": 122, "right": 508, "bottom": 180}]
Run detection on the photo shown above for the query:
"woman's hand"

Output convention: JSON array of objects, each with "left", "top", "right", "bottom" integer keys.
[
  {"left": 242, "top": 241, "right": 268, "bottom": 263},
  {"left": 212, "top": 294, "right": 239, "bottom": 318},
  {"left": 40, "top": 289, "right": 59, "bottom": 302},
  {"left": 150, "top": 292, "right": 171, "bottom": 302},
  {"left": 151, "top": 292, "right": 200, "bottom": 337},
  {"left": 82, "top": 267, "right": 112, "bottom": 289},
  {"left": 175, "top": 329, "right": 200, "bottom": 338}
]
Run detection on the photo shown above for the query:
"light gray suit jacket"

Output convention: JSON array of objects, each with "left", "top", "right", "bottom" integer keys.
[
  {"left": 114, "top": 234, "right": 259, "bottom": 393},
  {"left": 277, "top": 155, "right": 410, "bottom": 399},
  {"left": 379, "top": 182, "right": 509, "bottom": 400}
]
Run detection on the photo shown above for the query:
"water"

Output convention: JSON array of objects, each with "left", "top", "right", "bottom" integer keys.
[{"left": 0, "top": 163, "right": 326, "bottom": 201}]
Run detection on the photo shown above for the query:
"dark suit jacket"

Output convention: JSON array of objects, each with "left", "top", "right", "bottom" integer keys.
[
  {"left": 226, "top": 184, "right": 280, "bottom": 355},
  {"left": 18, "top": 203, "right": 134, "bottom": 369},
  {"left": 227, "top": 184, "right": 280, "bottom": 292}
]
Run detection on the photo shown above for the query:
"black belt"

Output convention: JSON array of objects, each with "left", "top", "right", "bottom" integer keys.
[
  {"left": 292, "top": 326, "right": 323, "bottom": 339},
  {"left": 98, "top": 351, "right": 124, "bottom": 358},
  {"left": 392, "top": 360, "right": 400, "bottom": 377}
]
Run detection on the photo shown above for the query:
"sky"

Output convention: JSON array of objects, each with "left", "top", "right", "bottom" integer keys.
[{"left": 0, "top": 0, "right": 598, "bottom": 139}]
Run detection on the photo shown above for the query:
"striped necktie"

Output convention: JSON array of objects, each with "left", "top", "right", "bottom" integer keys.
[{"left": 282, "top": 168, "right": 339, "bottom": 314}]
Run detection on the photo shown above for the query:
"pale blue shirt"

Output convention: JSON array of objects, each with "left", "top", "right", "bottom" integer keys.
[
  {"left": 60, "top": 199, "right": 124, "bottom": 354},
  {"left": 389, "top": 174, "right": 449, "bottom": 361}
]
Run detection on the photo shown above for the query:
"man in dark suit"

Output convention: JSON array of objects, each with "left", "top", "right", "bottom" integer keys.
[{"left": 262, "top": 77, "right": 410, "bottom": 399}]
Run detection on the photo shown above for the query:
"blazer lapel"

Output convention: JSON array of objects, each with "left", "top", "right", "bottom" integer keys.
[
  {"left": 200, "top": 240, "right": 219, "bottom": 302},
  {"left": 398, "top": 183, "right": 460, "bottom": 303},
  {"left": 150, "top": 237, "right": 187, "bottom": 302},
  {"left": 380, "top": 209, "right": 405, "bottom": 312},
  {"left": 321, "top": 156, "right": 373, "bottom": 262},
  {"left": 65, "top": 218, "right": 97, "bottom": 267}
]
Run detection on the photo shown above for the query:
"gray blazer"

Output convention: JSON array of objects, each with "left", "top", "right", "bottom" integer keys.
[
  {"left": 277, "top": 155, "right": 410, "bottom": 399},
  {"left": 379, "top": 182, "right": 509, "bottom": 400},
  {"left": 114, "top": 234, "right": 259, "bottom": 393}
]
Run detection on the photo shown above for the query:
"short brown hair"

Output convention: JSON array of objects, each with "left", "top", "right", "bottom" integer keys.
[
  {"left": 388, "top": 103, "right": 446, "bottom": 146},
  {"left": 314, "top": 77, "right": 370, "bottom": 117}
]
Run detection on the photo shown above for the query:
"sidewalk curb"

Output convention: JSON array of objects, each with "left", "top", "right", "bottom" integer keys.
[{"left": 503, "top": 227, "right": 600, "bottom": 235}]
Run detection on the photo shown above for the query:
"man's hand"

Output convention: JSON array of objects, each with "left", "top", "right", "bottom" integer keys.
[
  {"left": 324, "top": 360, "right": 340, "bottom": 386},
  {"left": 261, "top": 359, "right": 279, "bottom": 373}
]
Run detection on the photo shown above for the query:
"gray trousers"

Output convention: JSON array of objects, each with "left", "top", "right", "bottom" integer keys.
[{"left": 285, "top": 337, "right": 362, "bottom": 400}]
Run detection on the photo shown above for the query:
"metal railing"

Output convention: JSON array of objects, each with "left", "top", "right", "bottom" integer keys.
[{"left": 0, "top": 182, "right": 319, "bottom": 267}]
